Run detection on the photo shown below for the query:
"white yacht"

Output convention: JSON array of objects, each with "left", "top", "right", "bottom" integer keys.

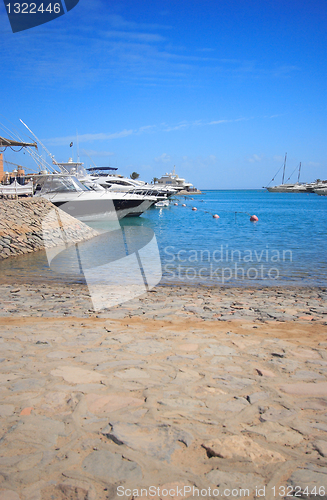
[
  {"left": 33, "top": 173, "right": 157, "bottom": 221},
  {"left": 56, "top": 159, "right": 177, "bottom": 200},
  {"left": 155, "top": 166, "right": 194, "bottom": 192},
  {"left": 155, "top": 199, "right": 170, "bottom": 207},
  {"left": 86, "top": 167, "right": 177, "bottom": 199},
  {"left": 266, "top": 183, "right": 298, "bottom": 192},
  {"left": 266, "top": 157, "right": 316, "bottom": 193}
]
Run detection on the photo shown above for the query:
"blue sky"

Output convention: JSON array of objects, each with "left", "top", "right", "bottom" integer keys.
[{"left": 1, "top": 0, "right": 326, "bottom": 188}]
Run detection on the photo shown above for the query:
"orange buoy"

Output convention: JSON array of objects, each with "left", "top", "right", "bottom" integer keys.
[
  {"left": 192, "top": 207, "right": 197, "bottom": 211},
  {"left": 182, "top": 204, "right": 186, "bottom": 207},
  {"left": 250, "top": 215, "right": 259, "bottom": 222},
  {"left": 213, "top": 214, "right": 220, "bottom": 218}
]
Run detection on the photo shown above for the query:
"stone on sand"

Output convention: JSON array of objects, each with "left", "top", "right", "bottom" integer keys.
[
  {"left": 82, "top": 450, "right": 142, "bottom": 483},
  {"left": 85, "top": 393, "right": 144, "bottom": 414},
  {"left": 0, "top": 491, "right": 21, "bottom": 500},
  {"left": 102, "top": 422, "right": 193, "bottom": 461},
  {"left": 0, "top": 404, "right": 15, "bottom": 417},
  {"left": 280, "top": 382, "right": 327, "bottom": 397},
  {"left": 255, "top": 367, "right": 276, "bottom": 377},
  {"left": 202, "top": 435, "right": 285, "bottom": 463},
  {"left": 114, "top": 368, "right": 150, "bottom": 381},
  {"left": 58, "top": 480, "right": 96, "bottom": 500},
  {"left": 313, "top": 441, "right": 327, "bottom": 457},
  {"left": 288, "top": 466, "right": 327, "bottom": 490},
  {"left": 2, "top": 415, "right": 66, "bottom": 448},
  {"left": 50, "top": 366, "right": 103, "bottom": 384},
  {"left": 204, "top": 345, "right": 237, "bottom": 356},
  {"left": 206, "top": 470, "right": 264, "bottom": 491},
  {"left": 246, "top": 421, "right": 303, "bottom": 446},
  {"left": 246, "top": 392, "right": 269, "bottom": 404}
]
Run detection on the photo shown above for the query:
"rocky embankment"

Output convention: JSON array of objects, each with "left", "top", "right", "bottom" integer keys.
[
  {"left": 0, "top": 285, "right": 326, "bottom": 499},
  {"left": 0, "top": 198, "right": 98, "bottom": 260}
]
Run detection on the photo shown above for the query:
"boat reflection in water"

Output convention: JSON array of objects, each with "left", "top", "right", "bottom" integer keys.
[{"left": 41, "top": 206, "right": 162, "bottom": 310}]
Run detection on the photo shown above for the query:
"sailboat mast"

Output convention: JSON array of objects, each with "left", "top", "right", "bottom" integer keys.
[
  {"left": 281, "top": 152, "right": 287, "bottom": 184},
  {"left": 297, "top": 162, "right": 301, "bottom": 183},
  {"left": 76, "top": 130, "right": 80, "bottom": 162}
]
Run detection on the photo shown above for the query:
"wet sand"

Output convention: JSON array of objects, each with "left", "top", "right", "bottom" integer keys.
[{"left": 0, "top": 284, "right": 327, "bottom": 500}]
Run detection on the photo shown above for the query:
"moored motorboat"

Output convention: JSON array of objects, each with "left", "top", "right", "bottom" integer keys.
[
  {"left": 155, "top": 166, "right": 197, "bottom": 192},
  {"left": 314, "top": 187, "right": 327, "bottom": 196},
  {"left": 155, "top": 200, "right": 169, "bottom": 207},
  {"left": 56, "top": 160, "right": 177, "bottom": 200},
  {"left": 0, "top": 179, "right": 34, "bottom": 197},
  {"left": 33, "top": 173, "right": 157, "bottom": 221}
]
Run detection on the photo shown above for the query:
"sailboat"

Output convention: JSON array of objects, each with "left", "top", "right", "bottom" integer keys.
[{"left": 266, "top": 155, "right": 307, "bottom": 192}]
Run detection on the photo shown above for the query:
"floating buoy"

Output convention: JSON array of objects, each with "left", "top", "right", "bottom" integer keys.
[
  {"left": 250, "top": 215, "right": 259, "bottom": 222},
  {"left": 213, "top": 214, "right": 220, "bottom": 219},
  {"left": 192, "top": 207, "right": 197, "bottom": 211},
  {"left": 182, "top": 204, "right": 186, "bottom": 207},
  {"left": 174, "top": 203, "right": 178, "bottom": 206}
]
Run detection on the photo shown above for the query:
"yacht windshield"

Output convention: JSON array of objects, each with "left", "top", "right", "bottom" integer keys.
[{"left": 37, "top": 175, "right": 88, "bottom": 194}]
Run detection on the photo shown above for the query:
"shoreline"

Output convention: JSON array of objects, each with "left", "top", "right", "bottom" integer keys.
[{"left": 0, "top": 281, "right": 326, "bottom": 322}]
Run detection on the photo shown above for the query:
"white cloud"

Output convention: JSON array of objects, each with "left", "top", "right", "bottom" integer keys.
[
  {"left": 45, "top": 123, "right": 157, "bottom": 146},
  {"left": 45, "top": 129, "right": 133, "bottom": 146},
  {"left": 208, "top": 119, "right": 230, "bottom": 125},
  {"left": 154, "top": 153, "right": 171, "bottom": 163},
  {"left": 82, "top": 149, "right": 114, "bottom": 157},
  {"left": 180, "top": 155, "right": 218, "bottom": 170},
  {"left": 43, "top": 115, "right": 276, "bottom": 149},
  {"left": 248, "top": 154, "right": 263, "bottom": 163},
  {"left": 136, "top": 125, "right": 156, "bottom": 134},
  {"left": 104, "top": 31, "right": 166, "bottom": 42},
  {"left": 273, "top": 65, "right": 300, "bottom": 77},
  {"left": 273, "top": 155, "right": 285, "bottom": 162},
  {"left": 107, "top": 14, "right": 172, "bottom": 31},
  {"left": 163, "top": 121, "right": 189, "bottom": 132},
  {"left": 308, "top": 161, "right": 321, "bottom": 167}
]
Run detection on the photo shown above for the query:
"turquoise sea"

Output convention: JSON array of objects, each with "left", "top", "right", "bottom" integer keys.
[
  {"left": 1, "top": 190, "right": 326, "bottom": 287},
  {"left": 123, "top": 189, "right": 327, "bottom": 287}
]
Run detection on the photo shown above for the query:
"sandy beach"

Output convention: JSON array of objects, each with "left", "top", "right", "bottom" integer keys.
[{"left": 0, "top": 284, "right": 326, "bottom": 499}]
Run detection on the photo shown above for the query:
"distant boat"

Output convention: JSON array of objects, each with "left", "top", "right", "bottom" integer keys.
[
  {"left": 155, "top": 200, "right": 169, "bottom": 207},
  {"left": 266, "top": 156, "right": 310, "bottom": 193},
  {"left": 0, "top": 179, "right": 34, "bottom": 197},
  {"left": 155, "top": 166, "right": 199, "bottom": 192},
  {"left": 314, "top": 187, "right": 327, "bottom": 196}
]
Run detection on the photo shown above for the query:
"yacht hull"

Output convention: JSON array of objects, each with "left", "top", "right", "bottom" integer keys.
[
  {"left": 314, "top": 188, "right": 327, "bottom": 196},
  {"left": 41, "top": 194, "right": 154, "bottom": 221}
]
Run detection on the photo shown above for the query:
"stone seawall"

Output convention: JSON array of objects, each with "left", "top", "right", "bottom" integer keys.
[{"left": 0, "top": 198, "right": 99, "bottom": 260}]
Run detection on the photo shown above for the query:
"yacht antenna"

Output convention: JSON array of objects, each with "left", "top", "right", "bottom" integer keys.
[
  {"left": 76, "top": 130, "right": 80, "bottom": 162},
  {"left": 19, "top": 119, "right": 56, "bottom": 164},
  {"left": 281, "top": 152, "right": 287, "bottom": 185},
  {"left": 83, "top": 149, "right": 97, "bottom": 167},
  {"left": 297, "top": 162, "right": 301, "bottom": 183}
]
